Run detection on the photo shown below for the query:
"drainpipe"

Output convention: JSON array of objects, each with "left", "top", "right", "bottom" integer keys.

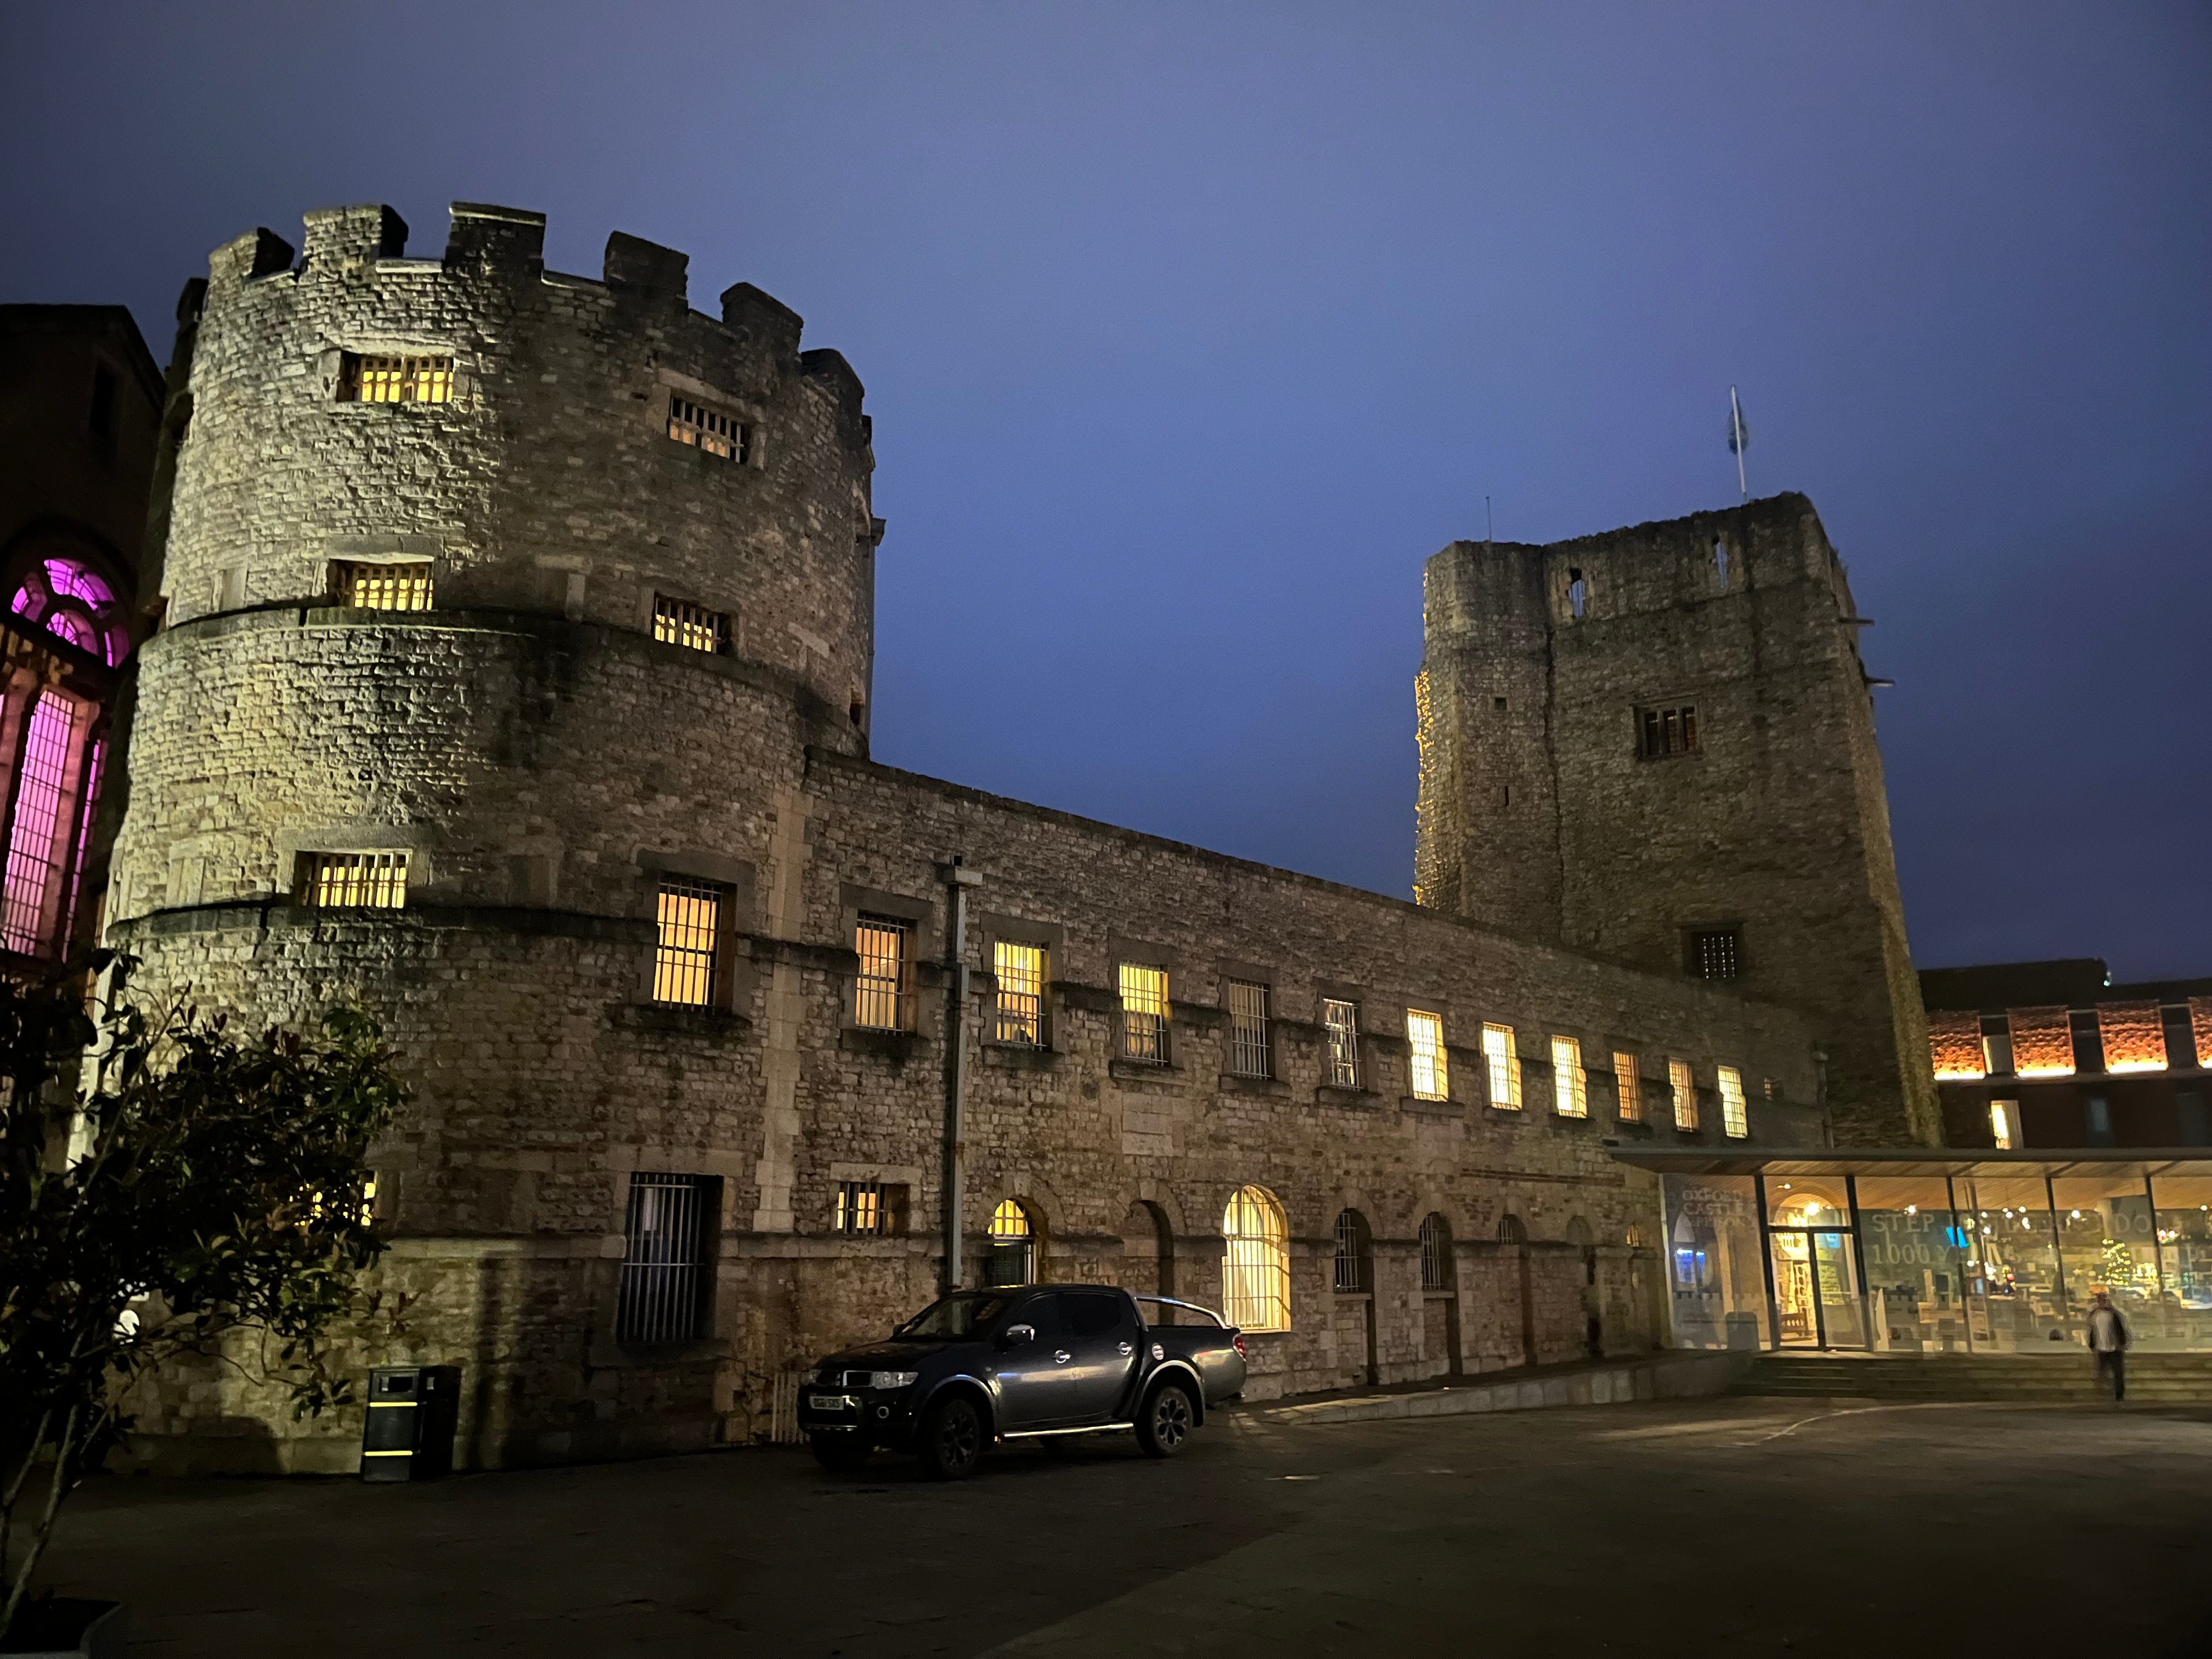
[{"left": 939, "top": 856, "right": 983, "bottom": 1294}]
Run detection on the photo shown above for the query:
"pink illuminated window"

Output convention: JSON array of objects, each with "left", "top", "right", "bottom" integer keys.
[
  {"left": 2, "top": 692, "right": 86, "bottom": 954},
  {"left": 60, "top": 735, "right": 105, "bottom": 947},
  {"left": 9, "top": 558, "right": 126, "bottom": 667}
]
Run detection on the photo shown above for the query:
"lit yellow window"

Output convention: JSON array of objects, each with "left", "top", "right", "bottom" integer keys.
[
  {"left": 1119, "top": 963, "right": 1169, "bottom": 1063},
  {"left": 653, "top": 877, "right": 719, "bottom": 1006},
  {"left": 1407, "top": 1010, "right": 1449, "bottom": 1101},
  {"left": 993, "top": 940, "right": 1045, "bottom": 1045},
  {"left": 300, "top": 851, "right": 407, "bottom": 909},
  {"left": 1482, "top": 1023, "right": 1520, "bottom": 1108},
  {"left": 836, "top": 1181, "right": 882, "bottom": 1235},
  {"left": 652, "top": 595, "right": 731, "bottom": 654},
  {"left": 340, "top": 561, "right": 433, "bottom": 611},
  {"left": 855, "top": 916, "right": 912, "bottom": 1030},
  {"left": 1551, "top": 1036, "right": 1586, "bottom": 1117},
  {"left": 1669, "top": 1058, "right": 1697, "bottom": 1130},
  {"left": 1989, "top": 1099, "right": 2018, "bottom": 1150},
  {"left": 668, "top": 394, "right": 748, "bottom": 461},
  {"left": 986, "top": 1197, "right": 1039, "bottom": 1285},
  {"left": 1613, "top": 1051, "right": 1641, "bottom": 1120},
  {"left": 344, "top": 354, "right": 453, "bottom": 404},
  {"left": 1718, "top": 1065, "right": 1748, "bottom": 1138},
  {"left": 1221, "top": 1184, "right": 1290, "bottom": 1333}
]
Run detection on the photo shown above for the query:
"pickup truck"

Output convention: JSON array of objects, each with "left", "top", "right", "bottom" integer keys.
[{"left": 796, "top": 1285, "right": 1248, "bottom": 1479}]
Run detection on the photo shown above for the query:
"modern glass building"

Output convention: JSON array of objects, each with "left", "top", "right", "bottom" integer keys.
[{"left": 1616, "top": 1149, "right": 2212, "bottom": 1355}]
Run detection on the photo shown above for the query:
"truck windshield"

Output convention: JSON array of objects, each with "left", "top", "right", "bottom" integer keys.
[{"left": 894, "top": 1293, "right": 1011, "bottom": 1340}]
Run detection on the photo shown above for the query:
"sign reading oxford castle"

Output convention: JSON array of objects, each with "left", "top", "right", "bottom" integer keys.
[{"left": 87, "top": 202, "right": 1938, "bottom": 1471}]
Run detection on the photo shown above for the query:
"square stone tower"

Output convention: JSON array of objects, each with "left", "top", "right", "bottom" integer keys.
[{"left": 1415, "top": 493, "right": 1938, "bottom": 1146}]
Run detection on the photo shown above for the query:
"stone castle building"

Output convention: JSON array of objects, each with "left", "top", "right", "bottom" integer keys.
[{"left": 98, "top": 201, "right": 1922, "bottom": 1472}]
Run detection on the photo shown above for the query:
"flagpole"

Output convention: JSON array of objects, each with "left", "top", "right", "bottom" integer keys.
[{"left": 1729, "top": 385, "right": 1747, "bottom": 503}]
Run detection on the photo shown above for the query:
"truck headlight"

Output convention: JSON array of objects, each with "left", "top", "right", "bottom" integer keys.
[{"left": 869, "top": 1370, "right": 919, "bottom": 1390}]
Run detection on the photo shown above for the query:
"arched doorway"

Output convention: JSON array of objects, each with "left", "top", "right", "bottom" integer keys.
[
  {"left": 1566, "top": 1215, "right": 1601, "bottom": 1357},
  {"left": 1120, "top": 1199, "right": 1174, "bottom": 1319},
  {"left": 985, "top": 1198, "right": 1041, "bottom": 1286},
  {"left": 1418, "top": 1212, "right": 1462, "bottom": 1375},
  {"left": 1221, "top": 1186, "right": 1290, "bottom": 1333},
  {"left": 1499, "top": 1212, "right": 1535, "bottom": 1367},
  {"left": 1334, "top": 1208, "right": 1378, "bottom": 1386}
]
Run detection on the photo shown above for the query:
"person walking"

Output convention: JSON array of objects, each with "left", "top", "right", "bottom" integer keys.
[{"left": 2086, "top": 1288, "right": 2129, "bottom": 1402}]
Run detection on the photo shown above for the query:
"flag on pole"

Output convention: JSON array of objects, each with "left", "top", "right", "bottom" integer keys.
[{"left": 1727, "top": 386, "right": 1750, "bottom": 502}]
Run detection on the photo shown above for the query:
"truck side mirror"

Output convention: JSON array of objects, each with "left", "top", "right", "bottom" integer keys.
[{"left": 1000, "top": 1323, "right": 1036, "bottom": 1347}]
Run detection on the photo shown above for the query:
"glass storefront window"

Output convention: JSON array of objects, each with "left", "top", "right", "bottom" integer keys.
[
  {"left": 1660, "top": 1175, "right": 1770, "bottom": 1350},
  {"left": 1763, "top": 1178, "right": 1863, "bottom": 1348},
  {"left": 1949, "top": 1175, "right": 2067, "bottom": 1352},
  {"left": 2051, "top": 1172, "right": 2158, "bottom": 1347},
  {"left": 2151, "top": 1174, "right": 2212, "bottom": 1351},
  {"left": 1854, "top": 1177, "right": 1971, "bottom": 1353}
]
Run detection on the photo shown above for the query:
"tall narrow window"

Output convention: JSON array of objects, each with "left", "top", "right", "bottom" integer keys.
[
  {"left": 1418, "top": 1212, "right": 1455, "bottom": 1291},
  {"left": 1690, "top": 927, "right": 1741, "bottom": 982},
  {"left": 1, "top": 693, "right": 86, "bottom": 953},
  {"left": 992, "top": 940, "right": 1045, "bottom": 1045},
  {"left": 616, "top": 1172, "right": 714, "bottom": 1344},
  {"left": 1333, "top": 1209, "right": 1373, "bottom": 1294},
  {"left": 1222, "top": 1185, "right": 1290, "bottom": 1333},
  {"left": 299, "top": 850, "right": 408, "bottom": 910},
  {"left": 1227, "top": 980, "right": 1271, "bottom": 1077},
  {"left": 653, "top": 877, "right": 719, "bottom": 1006},
  {"left": 1613, "top": 1051, "right": 1641, "bottom": 1121},
  {"left": 1669, "top": 1058, "right": 1697, "bottom": 1131},
  {"left": 1323, "top": 998, "right": 1361, "bottom": 1087},
  {"left": 668, "top": 394, "right": 749, "bottom": 461},
  {"left": 652, "top": 595, "right": 732, "bottom": 654},
  {"left": 342, "top": 354, "right": 453, "bottom": 404},
  {"left": 854, "top": 916, "right": 913, "bottom": 1031},
  {"left": 336, "top": 561, "right": 433, "bottom": 612},
  {"left": 1718, "top": 1065, "right": 1748, "bottom": 1138},
  {"left": 59, "top": 733, "right": 105, "bottom": 947},
  {"left": 1119, "top": 963, "right": 1170, "bottom": 1063},
  {"left": 1551, "top": 1036, "right": 1587, "bottom": 1118},
  {"left": 1639, "top": 704, "right": 1699, "bottom": 759},
  {"left": 1989, "top": 1099, "right": 2018, "bottom": 1150},
  {"left": 1482, "top": 1023, "right": 1521, "bottom": 1108},
  {"left": 1407, "top": 1009, "right": 1449, "bottom": 1101}
]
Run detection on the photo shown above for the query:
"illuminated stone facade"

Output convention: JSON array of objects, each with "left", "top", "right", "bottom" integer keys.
[
  {"left": 1413, "top": 504, "right": 1940, "bottom": 1147},
  {"left": 109, "top": 203, "right": 1827, "bottom": 1473}
]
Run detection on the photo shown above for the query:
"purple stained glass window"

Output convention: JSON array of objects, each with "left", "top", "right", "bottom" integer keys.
[
  {"left": 60, "top": 733, "right": 105, "bottom": 948},
  {"left": 8, "top": 557, "right": 125, "bottom": 667},
  {"left": 2, "top": 692, "right": 84, "bottom": 955}
]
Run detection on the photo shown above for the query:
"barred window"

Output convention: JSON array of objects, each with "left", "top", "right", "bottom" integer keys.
[
  {"left": 652, "top": 595, "right": 732, "bottom": 654},
  {"left": 1690, "top": 927, "right": 1741, "bottom": 982},
  {"left": 1227, "top": 980, "right": 1271, "bottom": 1077},
  {"left": 1482, "top": 1023, "right": 1520, "bottom": 1108},
  {"left": 616, "top": 1172, "right": 715, "bottom": 1344},
  {"left": 1613, "top": 1051, "right": 1641, "bottom": 1121},
  {"left": 653, "top": 877, "right": 720, "bottom": 1006},
  {"left": 1323, "top": 997, "right": 1360, "bottom": 1088},
  {"left": 342, "top": 353, "right": 452, "bottom": 404},
  {"left": 992, "top": 940, "right": 1046, "bottom": 1046},
  {"left": 834, "top": 1180, "right": 909, "bottom": 1236},
  {"left": 854, "top": 916, "right": 913, "bottom": 1031},
  {"left": 1222, "top": 1185, "right": 1290, "bottom": 1333},
  {"left": 0, "top": 692, "right": 86, "bottom": 953},
  {"left": 1551, "top": 1036, "right": 1587, "bottom": 1118},
  {"left": 1718, "top": 1065, "right": 1748, "bottom": 1138},
  {"left": 668, "top": 394, "right": 749, "bottom": 461},
  {"left": 1119, "top": 963, "right": 1169, "bottom": 1063},
  {"left": 1407, "top": 1009, "right": 1449, "bottom": 1101},
  {"left": 1333, "top": 1208, "right": 1373, "bottom": 1294},
  {"left": 1669, "top": 1057, "right": 1697, "bottom": 1130},
  {"left": 1418, "top": 1211, "right": 1455, "bottom": 1291},
  {"left": 1639, "top": 703, "right": 1698, "bottom": 759},
  {"left": 337, "top": 561, "right": 433, "bottom": 612},
  {"left": 299, "top": 851, "right": 408, "bottom": 910}
]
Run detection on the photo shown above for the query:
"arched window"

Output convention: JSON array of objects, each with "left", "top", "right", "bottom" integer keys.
[
  {"left": 1221, "top": 1185, "right": 1290, "bottom": 1333},
  {"left": 1497, "top": 1213, "right": 1528, "bottom": 1244},
  {"left": 1333, "top": 1208, "right": 1373, "bottom": 1294},
  {"left": 0, "top": 690, "right": 95, "bottom": 956},
  {"left": 985, "top": 1198, "right": 1039, "bottom": 1286},
  {"left": 10, "top": 557, "right": 127, "bottom": 668},
  {"left": 1419, "top": 1212, "right": 1455, "bottom": 1291}
]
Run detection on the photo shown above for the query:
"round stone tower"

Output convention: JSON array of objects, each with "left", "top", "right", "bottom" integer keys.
[{"left": 108, "top": 202, "right": 879, "bottom": 1469}]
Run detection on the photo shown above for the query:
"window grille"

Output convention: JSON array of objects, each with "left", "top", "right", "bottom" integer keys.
[
  {"left": 1551, "top": 1036, "right": 1587, "bottom": 1117},
  {"left": 1690, "top": 927, "right": 1741, "bottom": 981},
  {"left": 668, "top": 394, "right": 749, "bottom": 461},
  {"left": 1613, "top": 1051, "right": 1641, "bottom": 1121},
  {"left": 59, "top": 734, "right": 105, "bottom": 948},
  {"left": 0, "top": 693, "right": 85, "bottom": 954},
  {"left": 854, "top": 916, "right": 912, "bottom": 1030},
  {"left": 1482, "top": 1023, "right": 1520, "bottom": 1108},
  {"left": 1639, "top": 704, "right": 1698, "bottom": 759},
  {"left": 652, "top": 595, "right": 732, "bottom": 654},
  {"left": 1669, "top": 1058, "right": 1697, "bottom": 1130},
  {"left": 992, "top": 940, "right": 1045, "bottom": 1045},
  {"left": 1333, "top": 1209, "right": 1372, "bottom": 1294},
  {"left": 653, "top": 877, "right": 720, "bottom": 1006},
  {"left": 342, "top": 354, "right": 452, "bottom": 404},
  {"left": 616, "top": 1172, "right": 714, "bottom": 1344},
  {"left": 986, "top": 1198, "right": 1037, "bottom": 1286},
  {"left": 1407, "top": 1010, "right": 1449, "bottom": 1100},
  {"left": 299, "top": 850, "right": 408, "bottom": 910},
  {"left": 1119, "top": 963, "right": 1169, "bottom": 1063},
  {"left": 1418, "top": 1212, "right": 1454, "bottom": 1291},
  {"left": 1221, "top": 1185, "right": 1290, "bottom": 1332},
  {"left": 1323, "top": 998, "right": 1360, "bottom": 1087},
  {"left": 834, "top": 1180, "right": 907, "bottom": 1235},
  {"left": 1718, "top": 1065, "right": 1748, "bottom": 1138},
  {"left": 1227, "top": 980, "right": 1271, "bottom": 1077},
  {"left": 338, "top": 561, "right": 433, "bottom": 611}
]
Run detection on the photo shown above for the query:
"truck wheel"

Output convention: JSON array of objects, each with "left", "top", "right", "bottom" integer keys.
[
  {"left": 919, "top": 1395, "right": 984, "bottom": 1481},
  {"left": 1137, "top": 1380, "right": 1195, "bottom": 1458},
  {"left": 809, "top": 1433, "right": 869, "bottom": 1473}
]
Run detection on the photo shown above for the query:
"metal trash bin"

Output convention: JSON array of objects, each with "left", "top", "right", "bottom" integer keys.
[{"left": 360, "top": 1364, "right": 460, "bottom": 1482}]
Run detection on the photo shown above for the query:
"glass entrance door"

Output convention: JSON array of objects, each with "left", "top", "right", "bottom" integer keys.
[{"left": 1770, "top": 1229, "right": 1867, "bottom": 1348}]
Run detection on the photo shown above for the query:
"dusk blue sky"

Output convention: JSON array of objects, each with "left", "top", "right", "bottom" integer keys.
[{"left": 7, "top": 3, "right": 2207, "bottom": 978}]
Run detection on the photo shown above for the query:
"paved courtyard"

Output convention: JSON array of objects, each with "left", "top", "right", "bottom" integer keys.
[{"left": 37, "top": 1397, "right": 2212, "bottom": 1656}]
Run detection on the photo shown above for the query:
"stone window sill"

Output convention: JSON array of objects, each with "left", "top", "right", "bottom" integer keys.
[
  {"left": 1403, "top": 1094, "right": 1462, "bottom": 1116},
  {"left": 982, "top": 1042, "right": 1060, "bottom": 1071},
  {"left": 1220, "top": 1072, "right": 1288, "bottom": 1097},
  {"left": 1316, "top": 1085, "right": 1382, "bottom": 1109},
  {"left": 611, "top": 1002, "right": 749, "bottom": 1037},
  {"left": 841, "top": 1026, "right": 923, "bottom": 1060},
  {"left": 1109, "top": 1058, "right": 1180, "bottom": 1084}
]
